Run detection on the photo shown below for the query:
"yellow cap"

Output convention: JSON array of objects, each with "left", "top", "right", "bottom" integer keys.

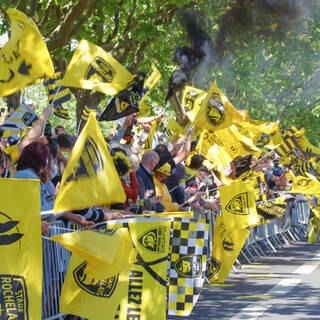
[{"left": 156, "top": 163, "right": 171, "bottom": 176}]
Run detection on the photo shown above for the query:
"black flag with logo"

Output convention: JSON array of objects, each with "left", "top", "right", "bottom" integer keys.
[{"left": 99, "top": 72, "right": 146, "bottom": 121}]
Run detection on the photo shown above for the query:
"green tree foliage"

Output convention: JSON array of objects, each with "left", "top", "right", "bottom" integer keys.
[{"left": 0, "top": 0, "right": 319, "bottom": 144}]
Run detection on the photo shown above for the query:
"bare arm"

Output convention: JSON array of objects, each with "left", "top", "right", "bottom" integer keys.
[
  {"left": 174, "top": 128, "right": 193, "bottom": 164},
  {"left": 18, "top": 104, "right": 54, "bottom": 152},
  {"left": 136, "top": 112, "right": 164, "bottom": 125}
]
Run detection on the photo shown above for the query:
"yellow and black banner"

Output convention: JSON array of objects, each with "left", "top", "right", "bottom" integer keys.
[
  {"left": 209, "top": 215, "right": 250, "bottom": 283},
  {"left": 116, "top": 220, "right": 171, "bottom": 320},
  {"left": 256, "top": 197, "right": 288, "bottom": 220},
  {"left": 220, "top": 181, "right": 260, "bottom": 230},
  {"left": 0, "top": 178, "right": 42, "bottom": 320},
  {"left": 61, "top": 39, "right": 133, "bottom": 96},
  {"left": 99, "top": 73, "right": 146, "bottom": 121},
  {"left": 0, "top": 9, "right": 54, "bottom": 97},
  {"left": 167, "top": 218, "right": 210, "bottom": 316},
  {"left": 251, "top": 173, "right": 269, "bottom": 201},
  {"left": 54, "top": 112, "right": 126, "bottom": 212},
  {"left": 275, "top": 135, "right": 305, "bottom": 160}
]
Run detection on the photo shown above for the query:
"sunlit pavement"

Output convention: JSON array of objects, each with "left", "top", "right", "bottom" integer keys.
[{"left": 168, "top": 242, "right": 320, "bottom": 320}]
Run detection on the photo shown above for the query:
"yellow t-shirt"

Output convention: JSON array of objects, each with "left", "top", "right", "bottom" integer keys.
[
  {"left": 4, "top": 144, "right": 20, "bottom": 165},
  {"left": 154, "top": 176, "right": 179, "bottom": 212}
]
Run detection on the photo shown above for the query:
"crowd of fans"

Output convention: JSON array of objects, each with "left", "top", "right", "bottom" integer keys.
[{"left": 0, "top": 103, "right": 292, "bottom": 236}]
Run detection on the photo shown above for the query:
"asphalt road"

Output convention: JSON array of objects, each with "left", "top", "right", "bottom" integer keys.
[{"left": 168, "top": 241, "right": 320, "bottom": 320}]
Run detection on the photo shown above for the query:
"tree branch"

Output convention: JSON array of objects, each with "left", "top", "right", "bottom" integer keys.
[
  {"left": 39, "top": 3, "right": 53, "bottom": 28},
  {"left": 123, "top": 0, "right": 137, "bottom": 37},
  {"left": 17, "top": 0, "right": 26, "bottom": 13},
  {"left": 104, "top": 0, "right": 125, "bottom": 45},
  {"left": 28, "top": 0, "right": 38, "bottom": 23},
  {"left": 46, "top": 0, "right": 97, "bottom": 51},
  {"left": 69, "top": 3, "right": 97, "bottom": 39}
]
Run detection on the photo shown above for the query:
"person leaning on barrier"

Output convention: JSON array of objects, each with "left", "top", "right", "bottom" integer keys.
[{"left": 136, "top": 150, "right": 163, "bottom": 212}]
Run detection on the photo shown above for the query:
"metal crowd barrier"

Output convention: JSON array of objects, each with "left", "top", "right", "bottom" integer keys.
[
  {"left": 238, "top": 201, "right": 310, "bottom": 266},
  {"left": 42, "top": 221, "right": 72, "bottom": 320},
  {"left": 41, "top": 201, "right": 312, "bottom": 319}
]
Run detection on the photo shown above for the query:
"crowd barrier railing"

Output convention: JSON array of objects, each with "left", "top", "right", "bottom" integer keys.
[
  {"left": 42, "top": 221, "right": 73, "bottom": 320},
  {"left": 237, "top": 201, "right": 310, "bottom": 266}
]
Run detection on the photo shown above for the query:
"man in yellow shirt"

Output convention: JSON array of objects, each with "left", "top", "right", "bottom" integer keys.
[{"left": 154, "top": 163, "right": 184, "bottom": 212}]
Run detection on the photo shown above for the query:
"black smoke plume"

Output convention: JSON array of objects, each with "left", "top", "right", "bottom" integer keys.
[
  {"left": 165, "top": 11, "right": 213, "bottom": 104},
  {"left": 214, "top": 0, "right": 310, "bottom": 62}
]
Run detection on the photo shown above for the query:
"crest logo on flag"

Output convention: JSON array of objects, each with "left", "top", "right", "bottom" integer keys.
[
  {"left": 73, "top": 261, "right": 118, "bottom": 298},
  {"left": 0, "top": 212, "right": 24, "bottom": 246},
  {"left": 205, "top": 95, "right": 225, "bottom": 126},
  {"left": 65, "top": 137, "right": 104, "bottom": 184},
  {"left": 115, "top": 98, "right": 129, "bottom": 113},
  {"left": 184, "top": 90, "right": 199, "bottom": 112},
  {"left": 85, "top": 57, "right": 115, "bottom": 83},
  {"left": 0, "top": 275, "right": 29, "bottom": 319},
  {"left": 174, "top": 255, "right": 202, "bottom": 278},
  {"left": 225, "top": 193, "right": 250, "bottom": 215},
  {"left": 297, "top": 178, "right": 310, "bottom": 187},
  {"left": 138, "top": 227, "right": 167, "bottom": 253},
  {"left": 208, "top": 258, "right": 221, "bottom": 278}
]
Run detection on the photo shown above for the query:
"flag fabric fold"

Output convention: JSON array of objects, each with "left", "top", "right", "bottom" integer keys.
[
  {"left": 61, "top": 39, "right": 132, "bottom": 96},
  {"left": 53, "top": 112, "right": 126, "bottom": 212}
]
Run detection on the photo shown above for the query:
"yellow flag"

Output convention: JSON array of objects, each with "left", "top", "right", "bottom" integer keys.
[
  {"left": 0, "top": 9, "right": 54, "bottom": 97},
  {"left": 291, "top": 175, "right": 320, "bottom": 195},
  {"left": 196, "top": 126, "right": 260, "bottom": 172},
  {"left": 54, "top": 112, "right": 125, "bottom": 212},
  {"left": 140, "top": 63, "right": 161, "bottom": 104},
  {"left": 209, "top": 215, "right": 250, "bottom": 283},
  {"left": 141, "top": 119, "right": 157, "bottom": 155},
  {"left": 113, "top": 220, "right": 171, "bottom": 320},
  {"left": 60, "top": 254, "right": 130, "bottom": 320},
  {"left": 182, "top": 86, "right": 207, "bottom": 122},
  {"left": 235, "top": 121, "right": 282, "bottom": 149},
  {"left": 50, "top": 228, "right": 137, "bottom": 279},
  {"left": 137, "top": 101, "right": 151, "bottom": 117},
  {"left": 61, "top": 39, "right": 133, "bottom": 96},
  {"left": 0, "top": 179, "right": 42, "bottom": 319},
  {"left": 193, "top": 81, "right": 244, "bottom": 131},
  {"left": 220, "top": 181, "right": 260, "bottom": 230},
  {"left": 308, "top": 215, "right": 320, "bottom": 243}
]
